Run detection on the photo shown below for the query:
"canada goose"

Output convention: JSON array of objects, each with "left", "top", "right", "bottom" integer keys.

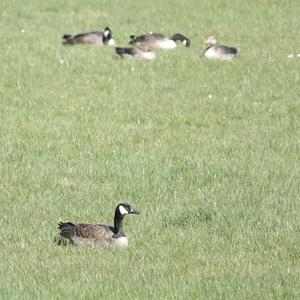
[
  {"left": 58, "top": 203, "right": 139, "bottom": 247},
  {"left": 203, "top": 36, "right": 237, "bottom": 60},
  {"left": 129, "top": 32, "right": 191, "bottom": 49},
  {"left": 115, "top": 43, "right": 156, "bottom": 60},
  {"left": 62, "top": 26, "right": 116, "bottom": 46}
]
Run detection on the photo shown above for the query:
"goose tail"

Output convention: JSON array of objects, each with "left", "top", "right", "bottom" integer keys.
[
  {"left": 62, "top": 34, "right": 72, "bottom": 39},
  {"left": 62, "top": 34, "right": 74, "bottom": 45},
  {"left": 58, "top": 222, "right": 76, "bottom": 238},
  {"left": 229, "top": 47, "right": 238, "bottom": 54}
]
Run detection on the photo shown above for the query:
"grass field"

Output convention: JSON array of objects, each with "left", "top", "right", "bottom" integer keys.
[{"left": 1, "top": 0, "right": 300, "bottom": 298}]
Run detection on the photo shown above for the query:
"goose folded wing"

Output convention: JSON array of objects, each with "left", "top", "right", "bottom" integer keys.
[
  {"left": 73, "top": 31, "right": 99, "bottom": 38},
  {"left": 76, "top": 224, "right": 114, "bottom": 239},
  {"left": 150, "top": 33, "right": 165, "bottom": 39},
  {"left": 61, "top": 223, "right": 114, "bottom": 240},
  {"left": 134, "top": 33, "right": 162, "bottom": 43},
  {"left": 72, "top": 32, "right": 102, "bottom": 44},
  {"left": 218, "top": 45, "right": 237, "bottom": 54}
]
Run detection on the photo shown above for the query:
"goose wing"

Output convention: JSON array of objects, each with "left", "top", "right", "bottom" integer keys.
[
  {"left": 58, "top": 222, "right": 114, "bottom": 240},
  {"left": 130, "top": 33, "right": 165, "bottom": 44},
  {"left": 116, "top": 45, "right": 155, "bottom": 60},
  {"left": 149, "top": 33, "right": 166, "bottom": 39},
  {"left": 216, "top": 45, "right": 237, "bottom": 55},
  {"left": 73, "top": 31, "right": 102, "bottom": 39},
  {"left": 70, "top": 32, "right": 103, "bottom": 44},
  {"left": 115, "top": 47, "right": 136, "bottom": 58}
]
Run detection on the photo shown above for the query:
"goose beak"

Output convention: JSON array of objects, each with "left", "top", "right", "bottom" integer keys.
[
  {"left": 130, "top": 208, "right": 140, "bottom": 214},
  {"left": 183, "top": 39, "right": 191, "bottom": 47}
]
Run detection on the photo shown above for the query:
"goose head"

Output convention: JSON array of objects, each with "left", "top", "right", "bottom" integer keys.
[
  {"left": 117, "top": 203, "right": 140, "bottom": 216},
  {"left": 103, "top": 27, "right": 116, "bottom": 46},
  {"left": 170, "top": 33, "right": 191, "bottom": 47},
  {"left": 204, "top": 36, "right": 218, "bottom": 46},
  {"left": 182, "top": 38, "right": 191, "bottom": 47}
]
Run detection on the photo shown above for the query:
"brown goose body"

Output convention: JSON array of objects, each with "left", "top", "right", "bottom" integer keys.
[
  {"left": 62, "top": 27, "right": 115, "bottom": 46},
  {"left": 58, "top": 203, "right": 139, "bottom": 247},
  {"left": 129, "top": 32, "right": 191, "bottom": 49},
  {"left": 115, "top": 43, "right": 156, "bottom": 60}
]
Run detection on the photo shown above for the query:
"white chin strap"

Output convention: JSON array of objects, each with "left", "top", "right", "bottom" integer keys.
[
  {"left": 108, "top": 39, "right": 116, "bottom": 46},
  {"left": 119, "top": 205, "right": 128, "bottom": 215}
]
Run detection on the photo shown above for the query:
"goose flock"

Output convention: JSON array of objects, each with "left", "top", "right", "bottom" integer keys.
[
  {"left": 62, "top": 26, "right": 238, "bottom": 61},
  {"left": 57, "top": 26, "right": 238, "bottom": 248}
]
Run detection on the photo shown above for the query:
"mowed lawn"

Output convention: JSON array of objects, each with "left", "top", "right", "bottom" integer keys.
[{"left": 0, "top": 0, "right": 299, "bottom": 298}]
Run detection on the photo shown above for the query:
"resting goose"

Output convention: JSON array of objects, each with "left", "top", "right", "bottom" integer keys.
[
  {"left": 203, "top": 36, "right": 237, "bottom": 60},
  {"left": 58, "top": 203, "right": 139, "bottom": 247},
  {"left": 115, "top": 43, "right": 155, "bottom": 60},
  {"left": 129, "top": 32, "right": 191, "bottom": 49},
  {"left": 62, "top": 26, "right": 115, "bottom": 46}
]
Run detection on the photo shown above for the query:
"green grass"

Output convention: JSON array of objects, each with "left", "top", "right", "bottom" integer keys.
[{"left": 1, "top": 0, "right": 300, "bottom": 299}]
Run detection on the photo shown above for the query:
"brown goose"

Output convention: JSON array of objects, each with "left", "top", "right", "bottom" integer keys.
[
  {"left": 58, "top": 203, "right": 139, "bottom": 247},
  {"left": 203, "top": 36, "right": 237, "bottom": 60},
  {"left": 62, "top": 26, "right": 115, "bottom": 46},
  {"left": 115, "top": 43, "right": 155, "bottom": 60},
  {"left": 129, "top": 32, "right": 191, "bottom": 49}
]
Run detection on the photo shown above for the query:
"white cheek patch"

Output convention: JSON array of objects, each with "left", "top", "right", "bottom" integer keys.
[
  {"left": 104, "top": 30, "right": 110, "bottom": 37},
  {"left": 183, "top": 40, "right": 187, "bottom": 46},
  {"left": 119, "top": 205, "right": 128, "bottom": 215}
]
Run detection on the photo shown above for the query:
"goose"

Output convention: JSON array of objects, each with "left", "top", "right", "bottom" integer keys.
[
  {"left": 203, "top": 36, "right": 237, "bottom": 60},
  {"left": 115, "top": 43, "right": 156, "bottom": 60},
  {"left": 62, "top": 26, "right": 116, "bottom": 46},
  {"left": 129, "top": 32, "right": 191, "bottom": 49},
  {"left": 58, "top": 203, "right": 139, "bottom": 247}
]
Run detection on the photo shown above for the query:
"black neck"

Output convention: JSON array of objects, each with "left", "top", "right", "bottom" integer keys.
[
  {"left": 103, "top": 34, "right": 111, "bottom": 44},
  {"left": 114, "top": 208, "right": 125, "bottom": 236},
  {"left": 170, "top": 33, "right": 187, "bottom": 43}
]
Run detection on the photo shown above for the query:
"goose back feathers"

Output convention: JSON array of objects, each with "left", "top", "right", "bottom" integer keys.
[
  {"left": 115, "top": 44, "right": 156, "bottom": 60},
  {"left": 58, "top": 203, "right": 139, "bottom": 247}
]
